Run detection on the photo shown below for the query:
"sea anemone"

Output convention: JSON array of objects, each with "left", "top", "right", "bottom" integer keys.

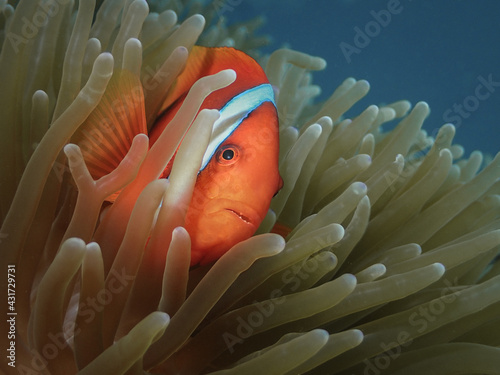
[{"left": 1, "top": 1, "right": 499, "bottom": 374}]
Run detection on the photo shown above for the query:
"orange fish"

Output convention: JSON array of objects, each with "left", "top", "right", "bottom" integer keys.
[{"left": 72, "top": 46, "right": 283, "bottom": 265}]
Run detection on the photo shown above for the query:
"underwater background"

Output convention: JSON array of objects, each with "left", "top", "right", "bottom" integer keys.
[
  {"left": 226, "top": 0, "right": 500, "bottom": 157},
  {"left": 2, "top": 1, "right": 500, "bottom": 373}
]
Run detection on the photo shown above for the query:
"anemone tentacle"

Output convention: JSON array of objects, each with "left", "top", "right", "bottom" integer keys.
[{"left": 0, "top": 1, "right": 499, "bottom": 374}]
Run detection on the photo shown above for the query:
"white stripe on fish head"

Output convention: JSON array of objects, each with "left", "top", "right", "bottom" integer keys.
[{"left": 200, "top": 83, "right": 276, "bottom": 171}]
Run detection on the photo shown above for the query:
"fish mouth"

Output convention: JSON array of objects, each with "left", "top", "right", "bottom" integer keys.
[
  {"left": 225, "top": 209, "right": 252, "bottom": 224},
  {"left": 205, "top": 199, "right": 260, "bottom": 227}
]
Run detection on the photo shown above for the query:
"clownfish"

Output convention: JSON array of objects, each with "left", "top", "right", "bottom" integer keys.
[{"left": 71, "top": 46, "right": 283, "bottom": 266}]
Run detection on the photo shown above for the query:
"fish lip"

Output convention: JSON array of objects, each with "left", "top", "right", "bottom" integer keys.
[
  {"left": 206, "top": 199, "right": 260, "bottom": 227},
  {"left": 225, "top": 208, "right": 252, "bottom": 224}
]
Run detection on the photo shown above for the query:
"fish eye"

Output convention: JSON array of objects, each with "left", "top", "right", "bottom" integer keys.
[
  {"left": 216, "top": 145, "right": 240, "bottom": 165},
  {"left": 222, "top": 149, "right": 234, "bottom": 160}
]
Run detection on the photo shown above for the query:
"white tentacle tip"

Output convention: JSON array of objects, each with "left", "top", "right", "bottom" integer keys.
[{"left": 63, "top": 143, "right": 82, "bottom": 164}]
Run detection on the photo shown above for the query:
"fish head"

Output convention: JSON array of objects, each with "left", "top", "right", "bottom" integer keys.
[{"left": 186, "top": 101, "right": 282, "bottom": 265}]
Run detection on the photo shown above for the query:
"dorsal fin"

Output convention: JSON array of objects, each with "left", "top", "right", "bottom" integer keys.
[
  {"left": 151, "top": 46, "right": 270, "bottom": 146},
  {"left": 71, "top": 69, "right": 147, "bottom": 180},
  {"left": 160, "top": 46, "right": 211, "bottom": 111},
  {"left": 160, "top": 46, "right": 270, "bottom": 113}
]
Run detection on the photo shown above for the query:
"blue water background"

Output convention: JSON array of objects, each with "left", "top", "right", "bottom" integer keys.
[{"left": 223, "top": 0, "right": 499, "bottom": 157}]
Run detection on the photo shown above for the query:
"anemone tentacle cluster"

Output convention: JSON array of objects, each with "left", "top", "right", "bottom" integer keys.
[{"left": 1, "top": 1, "right": 499, "bottom": 374}]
